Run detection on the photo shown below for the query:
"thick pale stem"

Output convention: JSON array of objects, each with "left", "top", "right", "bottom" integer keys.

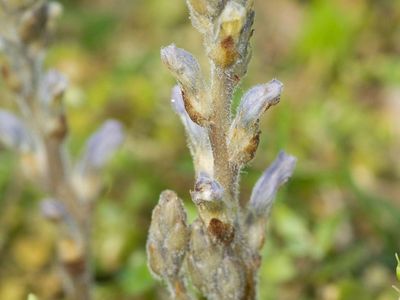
[
  {"left": 13, "top": 29, "right": 93, "bottom": 300},
  {"left": 43, "top": 138, "right": 81, "bottom": 220},
  {"left": 208, "top": 65, "right": 234, "bottom": 199},
  {"left": 61, "top": 231, "right": 92, "bottom": 300},
  {"left": 43, "top": 137, "right": 92, "bottom": 300}
]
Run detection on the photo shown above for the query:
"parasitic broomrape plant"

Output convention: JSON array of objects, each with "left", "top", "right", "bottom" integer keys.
[
  {"left": 0, "top": 1, "right": 123, "bottom": 299},
  {"left": 147, "top": 0, "right": 296, "bottom": 299}
]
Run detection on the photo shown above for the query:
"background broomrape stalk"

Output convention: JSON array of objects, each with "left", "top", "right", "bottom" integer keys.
[
  {"left": 147, "top": 0, "right": 296, "bottom": 299},
  {"left": 0, "top": 1, "right": 123, "bottom": 299}
]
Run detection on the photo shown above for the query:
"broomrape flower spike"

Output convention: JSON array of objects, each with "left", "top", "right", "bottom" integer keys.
[
  {"left": 0, "top": 2, "right": 123, "bottom": 299},
  {"left": 149, "top": 0, "right": 296, "bottom": 299}
]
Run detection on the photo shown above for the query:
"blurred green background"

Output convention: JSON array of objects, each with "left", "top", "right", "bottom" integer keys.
[{"left": 1, "top": 0, "right": 400, "bottom": 299}]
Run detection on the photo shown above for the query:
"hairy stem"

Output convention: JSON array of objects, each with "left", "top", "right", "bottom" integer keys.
[
  {"left": 209, "top": 65, "right": 234, "bottom": 199},
  {"left": 43, "top": 137, "right": 92, "bottom": 300}
]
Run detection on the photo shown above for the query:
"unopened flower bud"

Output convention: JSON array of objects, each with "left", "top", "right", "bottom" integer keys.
[
  {"left": 191, "top": 172, "right": 224, "bottom": 205},
  {"left": 228, "top": 79, "right": 283, "bottom": 165},
  {"left": 238, "top": 79, "right": 282, "bottom": 125},
  {"left": 147, "top": 190, "right": 189, "bottom": 280},
  {"left": 186, "top": 0, "right": 229, "bottom": 35},
  {"left": 248, "top": 151, "right": 296, "bottom": 216},
  {"left": 215, "top": 256, "right": 245, "bottom": 300},
  {"left": 161, "top": 45, "right": 202, "bottom": 95},
  {"left": 187, "top": 219, "right": 224, "bottom": 295},
  {"left": 0, "top": 109, "right": 34, "bottom": 152},
  {"left": 18, "top": 2, "right": 62, "bottom": 46},
  {"left": 18, "top": 3, "right": 49, "bottom": 45},
  {"left": 219, "top": 2, "right": 246, "bottom": 39},
  {"left": 190, "top": 173, "right": 228, "bottom": 227},
  {"left": 77, "top": 120, "right": 124, "bottom": 172},
  {"left": 72, "top": 120, "right": 122, "bottom": 200},
  {"left": 187, "top": 219, "right": 241, "bottom": 297},
  {"left": 40, "top": 198, "right": 65, "bottom": 222},
  {"left": 161, "top": 44, "right": 208, "bottom": 125},
  {"left": 39, "top": 69, "right": 68, "bottom": 106},
  {"left": 209, "top": 2, "right": 247, "bottom": 67}
]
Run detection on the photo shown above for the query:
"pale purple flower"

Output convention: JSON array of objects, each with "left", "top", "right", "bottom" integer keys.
[
  {"left": 191, "top": 172, "right": 224, "bottom": 204},
  {"left": 237, "top": 79, "right": 283, "bottom": 126},
  {"left": 0, "top": 109, "right": 33, "bottom": 152},
  {"left": 40, "top": 198, "right": 65, "bottom": 221},
  {"left": 38, "top": 69, "right": 68, "bottom": 105},
  {"left": 161, "top": 44, "right": 202, "bottom": 91},
  {"left": 249, "top": 151, "right": 296, "bottom": 215},
  {"left": 78, "top": 120, "right": 124, "bottom": 172}
]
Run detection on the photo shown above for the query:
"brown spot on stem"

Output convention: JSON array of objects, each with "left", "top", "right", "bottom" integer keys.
[
  {"left": 207, "top": 218, "right": 235, "bottom": 245},
  {"left": 58, "top": 238, "right": 86, "bottom": 276},
  {"left": 63, "top": 256, "right": 86, "bottom": 277},
  {"left": 210, "top": 36, "right": 238, "bottom": 68},
  {"left": 219, "top": 36, "right": 238, "bottom": 67},
  {"left": 221, "top": 35, "right": 235, "bottom": 50}
]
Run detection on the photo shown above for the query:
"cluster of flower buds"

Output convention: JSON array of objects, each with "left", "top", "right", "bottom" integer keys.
[
  {"left": 186, "top": 0, "right": 253, "bottom": 74},
  {"left": 150, "top": 0, "right": 297, "bottom": 299},
  {"left": 187, "top": 219, "right": 245, "bottom": 299},
  {"left": 18, "top": 1, "right": 63, "bottom": 47},
  {"left": 0, "top": 1, "right": 63, "bottom": 96},
  {"left": 146, "top": 190, "right": 190, "bottom": 298}
]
